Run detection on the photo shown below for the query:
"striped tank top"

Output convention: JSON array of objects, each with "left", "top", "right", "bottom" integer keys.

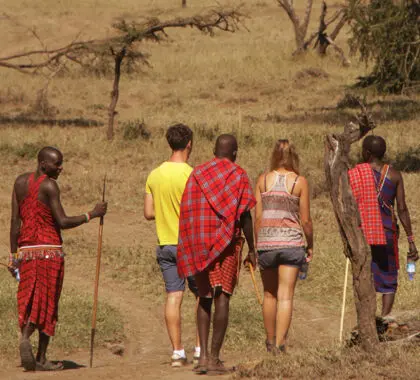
[{"left": 257, "top": 172, "right": 305, "bottom": 251}]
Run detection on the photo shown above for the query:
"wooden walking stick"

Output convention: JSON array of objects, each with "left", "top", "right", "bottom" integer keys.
[
  {"left": 339, "top": 258, "right": 350, "bottom": 344},
  {"left": 249, "top": 264, "right": 263, "bottom": 306},
  {"left": 90, "top": 175, "right": 106, "bottom": 368}
]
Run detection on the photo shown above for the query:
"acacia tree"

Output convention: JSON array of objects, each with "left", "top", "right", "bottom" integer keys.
[
  {"left": 348, "top": 0, "right": 420, "bottom": 93},
  {"left": 276, "top": 0, "right": 350, "bottom": 64},
  {"left": 0, "top": 10, "right": 243, "bottom": 139},
  {"left": 324, "top": 101, "right": 378, "bottom": 351}
]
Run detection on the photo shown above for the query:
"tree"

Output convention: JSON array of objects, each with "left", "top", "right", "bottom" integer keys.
[
  {"left": 348, "top": 0, "right": 420, "bottom": 93},
  {"left": 276, "top": 1, "right": 350, "bottom": 65},
  {"left": 324, "top": 100, "right": 379, "bottom": 351},
  {"left": 277, "top": 0, "right": 314, "bottom": 50},
  {"left": 0, "top": 10, "right": 243, "bottom": 139}
]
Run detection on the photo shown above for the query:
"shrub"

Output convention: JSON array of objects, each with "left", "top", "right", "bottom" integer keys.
[{"left": 122, "top": 120, "right": 151, "bottom": 140}]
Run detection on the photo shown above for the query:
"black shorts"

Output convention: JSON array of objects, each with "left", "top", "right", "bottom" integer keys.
[{"left": 258, "top": 247, "right": 306, "bottom": 270}]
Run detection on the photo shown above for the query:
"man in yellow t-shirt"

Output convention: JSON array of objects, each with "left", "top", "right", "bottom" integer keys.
[{"left": 144, "top": 124, "right": 199, "bottom": 367}]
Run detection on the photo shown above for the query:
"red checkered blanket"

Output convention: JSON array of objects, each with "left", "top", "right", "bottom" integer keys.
[
  {"left": 17, "top": 247, "right": 65, "bottom": 337},
  {"left": 177, "top": 158, "right": 256, "bottom": 278},
  {"left": 348, "top": 163, "right": 386, "bottom": 245}
]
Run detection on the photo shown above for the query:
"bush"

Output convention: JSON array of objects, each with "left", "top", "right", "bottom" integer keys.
[{"left": 122, "top": 120, "right": 151, "bottom": 140}]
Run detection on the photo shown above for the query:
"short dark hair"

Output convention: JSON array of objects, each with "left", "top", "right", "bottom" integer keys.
[{"left": 166, "top": 124, "right": 193, "bottom": 151}]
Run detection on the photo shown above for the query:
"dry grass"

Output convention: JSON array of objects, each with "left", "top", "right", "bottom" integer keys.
[
  {"left": 0, "top": 0, "right": 419, "bottom": 377},
  {"left": 234, "top": 344, "right": 420, "bottom": 379},
  {"left": 0, "top": 271, "right": 124, "bottom": 356}
]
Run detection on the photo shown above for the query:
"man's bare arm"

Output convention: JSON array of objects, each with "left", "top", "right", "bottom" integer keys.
[
  {"left": 395, "top": 171, "right": 418, "bottom": 260},
  {"left": 44, "top": 179, "right": 106, "bottom": 229},
  {"left": 144, "top": 193, "right": 155, "bottom": 220},
  {"left": 241, "top": 211, "right": 256, "bottom": 268}
]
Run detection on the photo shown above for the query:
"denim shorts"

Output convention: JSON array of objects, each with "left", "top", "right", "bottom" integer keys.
[
  {"left": 156, "top": 245, "right": 198, "bottom": 295},
  {"left": 258, "top": 247, "right": 306, "bottom": 270}
]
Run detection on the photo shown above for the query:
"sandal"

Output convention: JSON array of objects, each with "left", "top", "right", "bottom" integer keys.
[
  {"left": 265, "top": 339, "right": 276, "bottom": 353},
  {"left": 207, "top": 359, "right": 234, "bottom": 376},
  {"left": 193, "top": 363, "right": 208, "bottom": 374},
  {"left": 36, "top": 361, "right": 64, "bottom": 371},
  {"left": 19, "top": 340, "right": 36, "bottom": 371}
]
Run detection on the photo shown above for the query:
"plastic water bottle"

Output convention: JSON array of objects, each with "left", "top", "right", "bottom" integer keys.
[
  {"left": 14, "top": 268, "right": 20, "bottom": 282},
  {"left": 407, "top": 259, "right": 416, "bottom": 281},
  {"left": 299, "top": 261, "right": 309, "bottom": 280}
]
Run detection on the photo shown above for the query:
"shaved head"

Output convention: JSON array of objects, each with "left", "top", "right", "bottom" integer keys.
[
  {"left": 214, "top": 134, "right": 238, "bottom": 162},
  {"left": 37, "top": 146, "right": 63, "bottom": 179},
  {"left": 38, "top": 146, "right": 62, "bottom": 164},
  {"left": 362, "top": 135, "right": 386, "bottom": 161}
]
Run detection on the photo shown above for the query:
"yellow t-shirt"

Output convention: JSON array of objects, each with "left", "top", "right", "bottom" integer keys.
[{"left": 145, "top": 162, "right": 193, "bottom": 245}]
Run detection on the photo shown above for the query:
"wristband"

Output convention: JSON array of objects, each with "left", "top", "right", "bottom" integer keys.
[
  {"left": 407, "top": 235, "right": 414, "bottom": 244},
  {"left": 84, "top": 213, "right": 91, "bottom": 223},
  {"left": 8, "top": 252, "right": 17, "bottom": 266}
]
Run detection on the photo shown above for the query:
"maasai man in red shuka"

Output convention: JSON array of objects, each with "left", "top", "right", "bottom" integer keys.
[
  {"left": 177, "top": 134, "right": 256, "bottom": 375},
  {"left": 8, "top": 147, "right": 107, "bottom": 372},
  {"left": 348, "top": 135, "right": 418, "bottom": 318}
]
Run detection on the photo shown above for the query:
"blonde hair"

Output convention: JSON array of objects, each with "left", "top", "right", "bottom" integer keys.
[{"left": 270, "top": 139, "right": 300, "bottom": 174}]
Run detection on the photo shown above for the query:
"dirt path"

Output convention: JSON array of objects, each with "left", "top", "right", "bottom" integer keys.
[{"left": 0, "top": 211, "right": 345, "bottom": 380}]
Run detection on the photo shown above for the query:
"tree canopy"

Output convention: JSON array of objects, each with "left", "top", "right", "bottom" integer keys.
[{"left": 348, "top": 0, "right": 420, "bottom": 94}]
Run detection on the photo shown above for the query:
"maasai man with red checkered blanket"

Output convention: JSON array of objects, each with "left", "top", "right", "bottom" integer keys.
[
  {"left": 348, "top": 136, "right": 418, "bottom": 318},
  {"left": 177, "top": 134, "right": 256, "bottom": 375},
  {"left": 8, "top": 147, "right": 107, "bottom": 372}
]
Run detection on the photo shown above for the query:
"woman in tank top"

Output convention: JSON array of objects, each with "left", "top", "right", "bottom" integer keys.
[{"left": 254, "top": 139, "right": 313, "bottom": 353}]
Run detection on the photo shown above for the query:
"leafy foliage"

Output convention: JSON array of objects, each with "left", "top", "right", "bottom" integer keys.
[{"left": 348, "top": 0, "right": 420, "bottom": 93}]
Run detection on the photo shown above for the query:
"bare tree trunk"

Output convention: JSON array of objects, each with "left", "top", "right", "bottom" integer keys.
[
  {"left": 324, "top": 110, "right": 379, "bottom": 351},
  {"left": 182, "top": 0, "right": 186, "bottom": 8},
  {"left": 278, "top": 0, "right": 313, "bottom": 51},
  {"left": 316, "top": 2, "right": 328, "bottom": 55},
  {"left": 107, "top": 48, "right": 126, "bottom": 140}
]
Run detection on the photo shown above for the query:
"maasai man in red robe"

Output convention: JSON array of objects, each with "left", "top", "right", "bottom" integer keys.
[
  {"left": 8, "top": 146, "right": 107, "bottom": 371},
  {"left": 349, "top": 135, "right": 418, "bottom": 318},
  {"left": 177, "top": 134, "right": 256, "bottom": 375}
]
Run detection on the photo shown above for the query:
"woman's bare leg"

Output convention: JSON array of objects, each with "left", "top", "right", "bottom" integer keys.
[
  {"left": 276, "top": 265, "right": 299, "bottom": 347},
  {"left": 261, "top": 268, "right": 278, "bottom": 345}
]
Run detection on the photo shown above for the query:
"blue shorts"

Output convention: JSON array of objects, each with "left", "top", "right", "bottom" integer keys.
[
  {"left": 156, "top": 245, "right": 198, "bottom": 295},
  {"left": 258, "top": 247, "right": 306, "bottom": 270}
]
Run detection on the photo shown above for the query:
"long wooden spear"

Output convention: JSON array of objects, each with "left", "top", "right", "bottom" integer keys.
[{"left": 90, "top": 175, "right": 106, "bottom": 368}]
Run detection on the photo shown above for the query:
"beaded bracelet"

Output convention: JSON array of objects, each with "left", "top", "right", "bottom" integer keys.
[
  {"left": 407, "top": 235, "right": 415, "bottom": 244},
  {"left": 8, "top": 252, "right": 17, "bottom": 266},
  {"left": 84, "top": 213, "right": 91, "bottom": 223}
]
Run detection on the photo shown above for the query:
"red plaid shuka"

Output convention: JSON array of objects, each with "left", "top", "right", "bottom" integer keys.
[
  {"left": 17, "top": 172, "right": 64, "bottom": 336},
  {"left": 348, "top": 163, "right": 386, "bottom": 245},
  {"left": 17, "top": 247, "right": 65, "bottom": 336},
  {"left": 18, "top": 173, "right": 62, "bottom": 246},
  {"left": 177, "top": 158, "right": 256, "bottom": 278}
]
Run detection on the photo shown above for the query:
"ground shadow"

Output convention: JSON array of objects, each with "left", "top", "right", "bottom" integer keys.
[
  {"left": 258, "top": 98, "right": 420, "bottom": 126},
  {"left": 0, "top": 114, "right": 103, "bottom": 127},
  {"left": 60, "top": 360, "right": 86, "bottom": 370}
]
